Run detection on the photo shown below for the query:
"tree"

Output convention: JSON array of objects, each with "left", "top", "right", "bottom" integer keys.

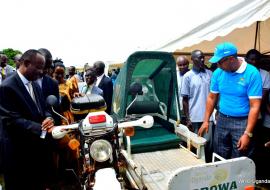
[{"left": 1, "top": 48, "right": 22, "bottom": 68}]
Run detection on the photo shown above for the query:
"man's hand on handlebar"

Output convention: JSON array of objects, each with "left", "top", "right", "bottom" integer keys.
[
  {"left": 41, "top": 117, "right": 55, "bottom": 133},
  {"left": 74, "top": 92, "right": 84, "bottom": 98}
]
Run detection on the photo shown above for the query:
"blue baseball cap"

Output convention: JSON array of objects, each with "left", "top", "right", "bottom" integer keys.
[{"left": 209, "top": 42, "right": 238, "bottom": 63}]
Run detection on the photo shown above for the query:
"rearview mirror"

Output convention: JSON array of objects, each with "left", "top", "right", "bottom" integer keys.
[
  {"left": 46, "top": 95, "right": 58, "bottom": 107},
  {"left": 129, "top": 82, "right": 143, "bottom": 96},
  {"left": 46, "top": 95, "right": 70, "bottom": 125}
]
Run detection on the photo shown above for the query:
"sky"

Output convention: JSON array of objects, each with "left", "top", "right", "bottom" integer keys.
[{"left": 0, "top": 0, "right": 240, "bottom": 67}]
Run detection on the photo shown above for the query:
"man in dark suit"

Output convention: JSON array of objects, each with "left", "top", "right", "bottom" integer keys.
[
  {"left": 0, "top": 49, "right": 55, "bottom": 190},
  {"left": 93, "top": 61, "right": 113, "bottom": 114},
  {"left": 38, "top": 48, "right": 61, "bottom": 125}
]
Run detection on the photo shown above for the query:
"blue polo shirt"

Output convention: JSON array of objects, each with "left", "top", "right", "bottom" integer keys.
[{"left": 210, "top": 59, "right": 262, "bottom": 117}]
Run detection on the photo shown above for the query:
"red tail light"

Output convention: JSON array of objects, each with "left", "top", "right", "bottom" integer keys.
[{"left": 89, "top": 115, "right": 106, "bottom": 124}]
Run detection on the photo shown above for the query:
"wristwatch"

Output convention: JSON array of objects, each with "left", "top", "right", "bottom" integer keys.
[{"left": 244, "top": 131, "right": 253, "bottom": 138}]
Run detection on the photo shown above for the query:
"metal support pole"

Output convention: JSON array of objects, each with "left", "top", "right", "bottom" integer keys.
[{"left": 254, "top": 21, "right": 260, "bottom": 49}]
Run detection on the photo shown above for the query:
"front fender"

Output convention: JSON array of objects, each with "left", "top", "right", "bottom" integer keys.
[{"left": 93, "top": 168, "right": 121, "bottom": 190}]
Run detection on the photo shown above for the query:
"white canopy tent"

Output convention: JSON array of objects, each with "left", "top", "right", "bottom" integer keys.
[
  {"left": 158, "top": 0, "right": 270, "bottom": 55},
  {"left": 177, "top": 17, "right": 270, "bottom": 55}
]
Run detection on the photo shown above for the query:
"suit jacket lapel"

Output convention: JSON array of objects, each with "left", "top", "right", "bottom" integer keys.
[
  {"left": 14, "top": 74, "right": 41, "bottom": 115},
  {"left": 41, "top": 76, "right": 49, "bottom": 95}
]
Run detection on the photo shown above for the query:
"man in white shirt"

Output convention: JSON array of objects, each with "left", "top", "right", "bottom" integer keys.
[
  {"left": 245, "top": 49, "right": 270, "bottom": 180},
  {"left": 76, "top": 67, "right": 103, "bottom": 96},
  {"left": 176, "top": 56, "right": 189, "bottom": 112},
  {"left": 181, "top": 50, "right": 214, "bottom": 162}
]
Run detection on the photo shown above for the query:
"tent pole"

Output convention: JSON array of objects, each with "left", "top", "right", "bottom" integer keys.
[{"left": 254, "top": 21, "right": 260, "bottom": 49}]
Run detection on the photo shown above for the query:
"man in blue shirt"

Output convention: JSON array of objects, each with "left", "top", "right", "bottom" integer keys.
[{"left": 198, "top": 42, "right": 262, "bottom": 159}]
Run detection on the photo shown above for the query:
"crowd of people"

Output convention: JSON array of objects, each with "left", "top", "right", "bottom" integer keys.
[
  {"left": 0, "top": 42, "right": 269, "bottom": 189},
  {"left": 177, "top": 42, "right": 270, "bottom": 182},
  {"left": 0, "top": 49, "right": 114, "bottom": 190}
]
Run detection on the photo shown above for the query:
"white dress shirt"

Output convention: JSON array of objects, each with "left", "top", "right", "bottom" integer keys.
[
  {"left": 17, "top": 70, "right": 32, "bottom": 94},
  {"left": 96, "top": 73, "right": 104, "bottom": 86}
]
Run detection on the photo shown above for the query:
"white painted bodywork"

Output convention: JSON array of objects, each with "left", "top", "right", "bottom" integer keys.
[{"left": 168, "top": 157, "right": 255, "bottom": 190}]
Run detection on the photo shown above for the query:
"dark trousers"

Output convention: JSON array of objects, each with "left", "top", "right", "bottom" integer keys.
[
  {"left": 253, "top": 124, "right": 270, "bottom": 180},
  {"left": 214, "top": 113, "right": 254, "bottom": 159}
]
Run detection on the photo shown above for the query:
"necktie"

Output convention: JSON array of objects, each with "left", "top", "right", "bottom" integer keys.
[
  {"left": 27, "top": 82, "right": 45, "bottom": 139},
  {"left": 27, "top": 82, "right": 40, "bottom": 111},
  {"left": 1, "top": 67, "right": 5, "bottom": 80}
]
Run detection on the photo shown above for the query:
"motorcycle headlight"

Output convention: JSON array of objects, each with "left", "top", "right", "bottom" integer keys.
[{"left": 90, "top": 140, "right": 112, "bottom": 162}]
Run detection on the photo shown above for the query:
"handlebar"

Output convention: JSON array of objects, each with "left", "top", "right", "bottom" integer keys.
[
  {"left": 52, "top": 123, "right": 79, "bottom": 139},
  {"left": 51, "top": 114, "right": 154, "bottom": 139},
  {"left": 118, "top": 115, "right": 153, "bottom": 129}
]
